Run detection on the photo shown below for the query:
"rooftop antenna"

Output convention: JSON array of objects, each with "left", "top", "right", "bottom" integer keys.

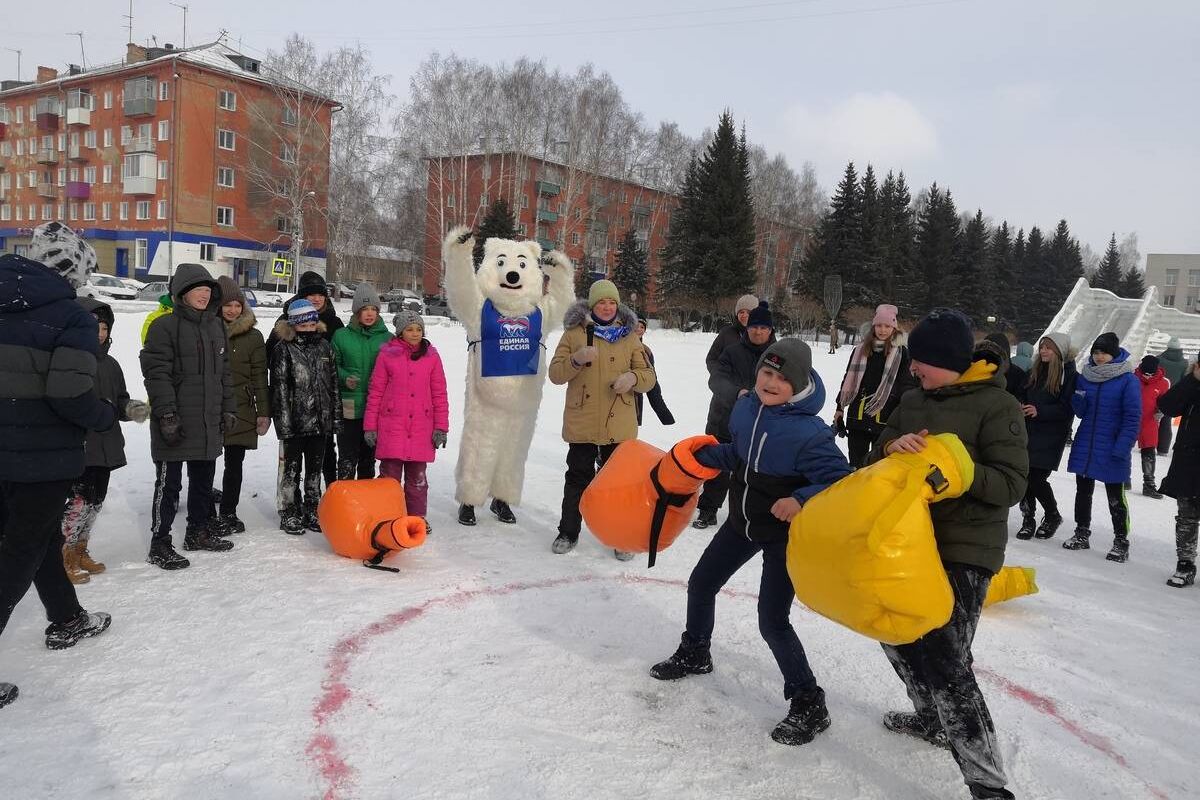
[
  {"left": 4, "top": 48, "right": 20, "bottom": 81},
  {"left": 169, "top": 2, "right": 189, "bottom": 48},
  {"left": 123, "top": 0, "right": 134, "bottom": 44},
  {"left": 67, "top": 32, "right": 86, "bottom": 68}
]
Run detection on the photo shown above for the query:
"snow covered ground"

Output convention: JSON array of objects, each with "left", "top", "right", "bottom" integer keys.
[{"left": 1, "top": 308, "right": 1196, "bottom": 800}]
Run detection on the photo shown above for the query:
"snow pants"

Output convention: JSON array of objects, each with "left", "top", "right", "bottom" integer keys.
[
  {"left": 151, "top": 460, "right": 217, "bottom": 545},
  {"left": 337, "top": 419, "right": 377, "bottom": 481},
  {"left": 279, "top": 436, "right": 325, "bottom": 517},
  {"left": 220, "top": 446, "right": 246, "bottom": 517},
  {"left": 1074, "top": 476, "right": 1128, "bottom": 537},
  {"left": 63, "top": 466, "right": 112, "bottom": 545},
  {"left": 1177, "top": 497, "right": 1199, "bottom": 562},
  {"left": 557, "top": 443, "right": 618, "bottom": 541},
  {"left": 379, "top": 460, "right": 429, "bottom": 517},
  {"left": 0, "top": 479, "right": 82, "bottom": 639},
  {"left": 684, "top": 521, "right": 818, "bottom": 700},
  {"left": 881, "top": 562, "right": 1008, "bottom": 796},
  {"left": 847, "top": 429, "right": 878, "bottom": 469}
]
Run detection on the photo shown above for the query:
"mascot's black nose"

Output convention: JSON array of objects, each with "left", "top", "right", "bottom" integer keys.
[{"left": 505, "top": 271, "right": 521, "bottom": 285}]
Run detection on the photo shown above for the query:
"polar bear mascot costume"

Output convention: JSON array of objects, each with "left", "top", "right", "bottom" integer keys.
[{"left": 443, "top": 226, "right": 576, "bottom": 526}]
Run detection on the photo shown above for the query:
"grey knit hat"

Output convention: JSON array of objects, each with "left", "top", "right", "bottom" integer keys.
[
  {"left": 392, "top": 309, "right": 424, "bottom": 334},
  {"left": 352, "top": 282, "right": 381, "bottom": 315},
  {"left": 756, "top": 337, "right": 812, "bottom": 393}
]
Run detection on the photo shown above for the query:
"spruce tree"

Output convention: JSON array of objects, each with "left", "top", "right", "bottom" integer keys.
[
  {"left": 612, "top": 228, "right": 649, "bottom": 311},
  {"left": 1021, "top": 226, "right": 1048, "bottom": 332},
  {"left": 1045, "top": 220, "right": 1084, "bottom": 300},
  {"left": 955, "top": 210, "right": 992, "bottom": 323},
  {"left": 1093, "top": 234, "right": 1124, "bottom": 292},
  {"left": 800, "top": 161, "right": 861, "bottom": 301},
  {"left": 877, "top": 171, "right": 919, "bottom": 314},
  {"left": 913, "top": 183, "right": 961, "bottom": 315},
  {"left": 1118, "top": 265, "right": 1147, "bottom": 298},
  {"left": 989, "top": 222, "right": 1017, "bottom": 328},
  {"left": 856, "top": 164, "right": 881, "bottom": 306},
  {"left": 473, "top": 197, "right": 519, "bottom": 266},
  {"left": 657, "top": 156, "right": 700, "bottom": 310}
]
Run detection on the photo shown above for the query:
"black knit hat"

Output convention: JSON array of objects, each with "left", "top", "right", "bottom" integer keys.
[
  {"left": 1139, "top": 355, "right": 1160, "bottom": 374},
  {"left": 297, "top": 270, "right": 328, "bottom": 299},
  {"left": 1091, "top": 332, "right": 1120, "bottom": 359},
  {"left": 908, "top": 309, "right": 975, "bottom": 374},
  {"left": 747, "top": 300, "right": 774, "bottom": 329}
]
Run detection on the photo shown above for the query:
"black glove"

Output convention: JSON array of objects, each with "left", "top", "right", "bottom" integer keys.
[
  {"left": 432, "top": 430, "right": 448, "bottom": 449},
  {"left": 159, "top": 413, "right": 184, "bottom": 446},
  {"left": 364, "top": 430, "right": 378, "bottom": 449},
  {"left": 222, "top": 412, "right": 239, "bottom": 433},
  {"left": 834, "top": 417, "right": 847, "bottom": 438}
]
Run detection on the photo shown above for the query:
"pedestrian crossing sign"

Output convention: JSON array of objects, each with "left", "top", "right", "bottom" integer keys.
[{"left": 271, "top": 257, "right": 292, "bottom": 277}]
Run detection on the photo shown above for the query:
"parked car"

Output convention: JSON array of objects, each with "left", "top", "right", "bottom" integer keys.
[
  {"left": 80, "top": 273, "right": 138, "bottom": 301},
  {"left": 255, "top": 291, "right": 286, "bottom": 308},
  {"left": 136, "top": 281, "right": 171, "bottom": 301},
  {"left": 120, "top": 277, "right": 147, "bottom": 292},
  {"left": 424, "top": 297, "right": 452, "bottom": 318},
  {"left": 241, "top": 289, "right": 260, "bottom": 308},
  {"left": 385, "top": 290, "right": 425, "bottom": 315}
]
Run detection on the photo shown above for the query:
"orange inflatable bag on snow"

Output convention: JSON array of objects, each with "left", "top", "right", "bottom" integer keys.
[
  {"left": 580, "top": 436, "right": 721, "bottom": 566},
  {"left": 317, "top": 477, "right": 428, "bottom": 572}
]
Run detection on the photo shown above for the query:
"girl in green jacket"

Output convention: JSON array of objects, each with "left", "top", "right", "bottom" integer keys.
[{"left": 331, "top": 283, "right": 392, "bottom": 480}]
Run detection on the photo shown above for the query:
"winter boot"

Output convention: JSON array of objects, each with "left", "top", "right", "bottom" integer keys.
[
  {"left": 76, "top": 542, "right": 106, "bottom": 574},
  {"left": 489, "top": 499, "right": 517, "bottom": 524},
  {"left": 882, "top": 710, "right": 950, "bottom": 750},
  {"left": 1167, "top": 560, "right": 1196, "bottom": 588},
  {"left": 1034, "top": 511, "right": 1063, "bottom": 540},
  {"left": 183, "top": 523, "right": 234, "bottom": 552},
  {"left": 1141, "top": 450, "right": 1163, "bottom": 498},
  {"left": 457, "top": 504, "right": 476, "bottom": 526},
  {"left": 691, "top": 508, "right": 718, "bottom": 529},
  {"left": 551, "top": 533, "right": 578, "bottom": 555},
  {"left": 1105, "top": 535, "right": 1130, "bottom": 563},
  {"left": 1015, "top": 499, "right": 1036, "bottom": 540},
  {"left": 969, "top": 784, "right": 1016, "bottom": 799},
  {"left": 210, "top": 489, "right": 223, "bottom": 507},
  {"left": 215, "top": 513, "right": 246, "bottom": 535},
  {"left": 0, "top": 682, "right": 17, "bottom": 710},
  {"left": 771, "top": 687, "right": 832, "bottom": 746},
  {"left": 613, "top": 549, "right": 636, "bottom": 561},
  {"left": 422, "top": 519, "right": 432, "bottom": 536},
  {"left": 147, "top": 539, "right": 190, "bottom": 570},
  {"left": 650, "top": 637, "right": 714, "bottom": 681},
  {"left": 1143, "top": 481, "right": 1164, "bottom": 499},
  {"left": 62, "top": 545, "right": 90, "bottom": 585},
  {"left": 1062, "top": 527, "right": 1091, "bottom": 550},
  {"left": 45, "top": 610, "right": 112, "bottom": 650},
  {"left": 281, "top": 513, "right": 305, "bottom": 536},
  {"left": 303, "top": 506, "right": 322, "bottom": 534}
]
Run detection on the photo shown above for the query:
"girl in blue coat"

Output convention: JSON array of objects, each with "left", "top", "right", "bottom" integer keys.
[
  {"left": 648, "top": 338, "right": 852, "bottom": 747},
  {"left": 1064, "top": 332, "right": 1141, "bottom": 561}
]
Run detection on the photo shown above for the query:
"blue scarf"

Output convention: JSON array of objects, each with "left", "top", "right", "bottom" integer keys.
[{"left": 590, "top": 313, "right": 628, "bottom": 344}]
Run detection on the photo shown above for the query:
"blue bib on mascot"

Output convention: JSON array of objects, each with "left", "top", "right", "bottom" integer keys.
[{"left": 479, "top": 299, "right": 542, "bottom": 377}]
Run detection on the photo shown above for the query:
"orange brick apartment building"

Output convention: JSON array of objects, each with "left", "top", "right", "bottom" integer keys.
[{"left": 0, "top": 40, "right": 335, "bottom": 286}]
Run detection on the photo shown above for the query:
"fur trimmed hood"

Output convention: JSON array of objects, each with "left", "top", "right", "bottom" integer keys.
[
  {"left": 273, "top": 316, "right": 328, "bottom": 343},
  {"left": 562, "top": 299, "right": 639, "bottom": 332},
  {"left": 225, "top": 305, "right": 258, "bottom": 338}
]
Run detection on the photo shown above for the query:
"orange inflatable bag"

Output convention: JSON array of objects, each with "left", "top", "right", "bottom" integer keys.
[
  {"left": 317, "top": 477, "right": 428, "bottom": 571},
  {"left": 580, "top": 436, "right": 721, "bottom": 566}
]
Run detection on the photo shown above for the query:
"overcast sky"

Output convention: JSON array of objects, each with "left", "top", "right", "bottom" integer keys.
[{"left": 10, "top": 0, "right": 1198, "bottom": 261}]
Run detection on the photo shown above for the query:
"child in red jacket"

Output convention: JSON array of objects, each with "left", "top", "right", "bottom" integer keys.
[{"left": 1135, "top": 355, "right": 1170, "bottom": 498}]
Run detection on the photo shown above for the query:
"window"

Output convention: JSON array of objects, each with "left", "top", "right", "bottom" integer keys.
[
  {"left": 217, "top": 167, "right": 235, "bottom": 188},
  {"left": 122, "top": 153, "right": 156, "bottom": 180},
  {"left": 84, "top": 166, "right": 96, "bottom": 184},
  {"left": 138, "top": 123, "right": 152, "bottom": 141},
  {"left": 84, "top": 130, "right": 96, "bottom": 149},
  {"left": 136, "top": 200, "right": 151, "bottom": 220},
  {"left": 14, "top": 140, "right": 22, "bottom": 157},
  {"left": 14, "top": 206, "right": 21, "bottom": 222},
  {"left": 1190, "top": 271, "right": 1200, "bottom": 288},
  {"left": 517, "top": 223, "right": 528, "bottom": 236},
  {"left": 57, "top": 203, "right": 65, "bottom": 220},
  {"left": 216, "top": 206, "right": 234, "bottom": 226},
  {"left": 0, "top": 205, "right": 9, "bottom": 222},
  {"left": 574, "top": 208, "right": 582, "bottom": 221},
  {"left": 41, "top": 135, "right": 53, "bottom": 153},
  {"left": 119, "top": 202, "right": 128, "bottom": 221},
  {"left": 276, "top": 217, "right": 290, "bottom": 233},
  {"left": 103, "top": 165, "right": 113, "bottom": 184},
  {"left": 446, "top": 194, "right": 454, "bottom": 208},
  {"left": 68, "top": 203, "right": 78, "bottom": 221},
  {"left": 157, "top": 200, "right": 167, "bottom": 219},
  {"left": 279, "top": 143, "right": 296, "bottom": 163},
  {"left": 521, "top": 195, "right": 529, "bottom": 209},
  {"left": 282, "top": 105, "right": 298, "bottom": 126},
  {"left": 103, "top": 129, "right": 113, "bottom": 148},
  {"left": 57, "top": 168, "right": 66, "bottom": 186},
  {"left": 200, "top": 242, "right": 216, "bottom": 261},
  {"left": 69, "top": 168, "right": 79, "bottom": 182},
  {"left": 28, "top": 204, "right": 36, "bottom": 221},
  {"left": 42, "top": 204, "right": 53, "bottom": 221},
  {"left": 0, "top": 174, "right": 8, "bottom": 192},
  {"left": 158, "top": 120, "right": 169, "bottom": 141},
  {"left": 14, "top": 106, "right": 22, "bottom": 124},
  {"left": 102, "top": 202, "right": 111, "bottom": 220},
  {"left": 70, "top": 132, "right": 79, "bottom": 150},
  {"left": 103, "top": 91, "right": 112, "bottom": 110},
  {"left": 572, "top": 232, "right": 580, "bottom": 245},
  {"left": 1166, "top": 270, "right": 1178, "bottom": 287},
  {"left": 12, "top": 174, "right": 19, "bottom": 190},
  {"left": 480, "top": 193, "right": 488, "bottom": 206},
  {"left": 159, "top": 81, "right": 170, "bottom": 101},
  {"left": 58, "top": 134, "right": 66, "bottom": 152},
  {"left": 218, "top": 129, "right": 235, "bottom": 150},
  {"left": 83, "top": 203, "right": 95, "bottom": 221},
  {"left": 121, "top": 126, "right": 132, "bottom": 146},
  {"left": 158, "top": 160, "right": 168, "bottom": 180},
  {"left": 218, "top": 90, "right": 236, "bottom": 111},
  {"left": 1164, "top": 294, "right": 1176, "bottom": 307},
  {"left": 135, "top": 239, "right": 148, "bottom": 270}
]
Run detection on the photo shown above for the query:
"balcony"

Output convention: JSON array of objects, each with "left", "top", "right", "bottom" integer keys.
[
  {"left": 536, "top": 180, "right": 559, "bottom": 196},
  {"left": 36, "top": 98, "right": 61, "bottom": 132},
  {"left": 66, "top": 91, "right": 91, "bottom": 127},
  {"left": 536, "top": 208, "right": 558, "bottom": 223},
  {"left": 589, "top": 191, "right": 610, "bottom": 207},
  {"left": 36, "top": 148, "right": 59, "bottom": 165},
  {"left": 125, "top": 136, "right": 155, "bottom": 154},
  {"left": 537, "top": 237, "right": 554, "bottom": 251},
  {"left": 123, "top": 175, "right": 156, "bottom": 195},
  {"left": 37, "top": 182, "right": 57, "bottom": 199},
  {"left": 65, "top": 181, "right": 90, "bottom": 200},
  {"left": 124, "top": 78, "right": 156, "bottom": 117},
  {"left": 68, "top": 143, "right": 87, "bottom": 162}
]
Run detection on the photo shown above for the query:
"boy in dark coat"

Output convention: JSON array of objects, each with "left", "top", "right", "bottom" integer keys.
[
  {"left": 650, "top": 338, "right": 851, "bottom": 747},
  {"left": 141, "top": 263, "right": 237, "bottom": 569},
  {"left": 270, "top": 300, "right": 341, "bottom": 535},
  {"left": 1157, "top": 353, "right": 1200, "bottom": 587},
  {"left": 866, "top": 309, "right": 1027, "bottom": 800},
  {"left": 0, "top": 223, "right": 118, "bottom": 709},
  {"left": 62, "top": 299, "right": 150, "bottom": 582}
]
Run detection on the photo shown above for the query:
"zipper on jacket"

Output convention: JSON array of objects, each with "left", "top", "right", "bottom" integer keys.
[
  {"left": 1084, "top": 379, "right": 1103, "bottom": 474},
  {"left": 741, "top": 404, "right": 766, "bottom": 541}
]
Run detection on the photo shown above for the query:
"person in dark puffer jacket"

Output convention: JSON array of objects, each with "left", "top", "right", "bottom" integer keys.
[
  {"left": 1015, "top": 333, "right": 1076, "bottom": 540},
  {"left": 633, "top": 318, "right": 675, "bottom": 427},
  {"left": 0, "top": 222, "right": 118, "bottom": 711},
  {"left": 141, "top": 263, "right": 237, "bottom": 569},
  {"left": 1157, "top": 337, "right": 1188, "bottom": 454},
  {"left": 61, "top": 298, "right": 150, "bottom": 583},
  {"left": 1158, "top": 353, "right": 1200, "bottom": 588},
  {"left": 650, "top": 338, "right": 851, "bottom": 748}
]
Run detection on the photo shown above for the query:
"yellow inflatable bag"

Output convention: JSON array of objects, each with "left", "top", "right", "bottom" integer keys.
[
  {"left": 787, "top": 433, "right": 975, "bottom": 646},
  {"left": 984, "top": 565, "right": 1038, "bottom": 608}
]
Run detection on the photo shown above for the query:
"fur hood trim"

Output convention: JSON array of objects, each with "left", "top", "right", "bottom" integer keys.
[
  {"left": 563, "top": 299, "right": 639, "bottom": 332},
  {"left": 273, "top": 317, "right": 327, "bottom": 342},
  {"left": 226, "top": 306, "right": 258, "bottom": 338}
]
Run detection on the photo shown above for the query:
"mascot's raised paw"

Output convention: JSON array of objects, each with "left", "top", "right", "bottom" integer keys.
[{"left": 542, "top": 248, "right": 572, "bottom": 272}]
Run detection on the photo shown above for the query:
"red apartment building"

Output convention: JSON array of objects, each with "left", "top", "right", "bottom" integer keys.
[
  {"left": 0, "top": 40, "right": 336, "bottom": 286},
  {"left": 421, "top": 151, "right": 807, "bottom": 314}
]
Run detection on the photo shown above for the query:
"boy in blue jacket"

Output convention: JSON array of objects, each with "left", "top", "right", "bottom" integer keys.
[{"left": 649, "top": 338, "right": 851, "bottom": 746}]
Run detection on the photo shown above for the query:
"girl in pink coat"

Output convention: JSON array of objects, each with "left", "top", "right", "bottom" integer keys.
[{"left": 364, "top": 311, "right": 449, "bottom": 526}]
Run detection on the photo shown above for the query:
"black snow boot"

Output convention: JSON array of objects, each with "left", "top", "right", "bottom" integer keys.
[
  {"left": 45, "top": 610, "right": 112, "bottom": 650},
  {"left": 1167, "top": 560, "right": 1196, "bottom": 588},
  {"left": 1141, "top": 450, "right": 1163, "bottom": 498},
  {"left": 969, "top": 784, "right": 1016, "bottom": 799},
  {"left": 457, "top": 504, "right": 476, "bottom": 526},
  {"left": 1062, "top": 527, "right": 1091, "bottom": 550},
  {"left": 489, "top": 499, "right": 517, "bottom": 524},
  {"left": 215, "top": 513, "right": 246, "bottom": 535},
  {"left": 303, "top": 506, "right": 322, "bottom": 533},
  {"left": 0, "top": 682, "right": 18, "bottom": 710},
  {"left": 650, "top": 636, "right": 714, "bottom": 681},
  {"left": 281, "top": 512, "right": 305, "bottom": 536},
  {"left": 184, "top": 523, "right": 234, "bottom": 552},
  {"left": 882, "top": 710, "right": 950, "bottom": 749},
  {"left": 147, "top": 539, "right": 191, "bottom": 570},
  {"left": 551, "top": 533, "right": 578, "bottom": 554},
  {"left": 1034, "top": 511, "right": 1063, "bottom": 540},
  {"left": 1015, "top": 499, "right": 1036, "bottom": 540},
  {"left": 691, "top": 508, "right": 718, "bottom": 529},
  {"left": 1106, "top": 535, "right": 1130, "bottom": 563},
  {"left": 771, "top": 687, "right": 832, "bottom": 746}
]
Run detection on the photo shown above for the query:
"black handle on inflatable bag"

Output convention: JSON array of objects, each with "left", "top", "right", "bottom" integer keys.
[
  {"left": 361, "top": 520, "right": 401, "bottom": 573},
  {"left": 646, "top": 462, "right": 694, "bottom": 568},
  {"left": 586, "top": 324, "right": 595, "bottom": 347}
]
